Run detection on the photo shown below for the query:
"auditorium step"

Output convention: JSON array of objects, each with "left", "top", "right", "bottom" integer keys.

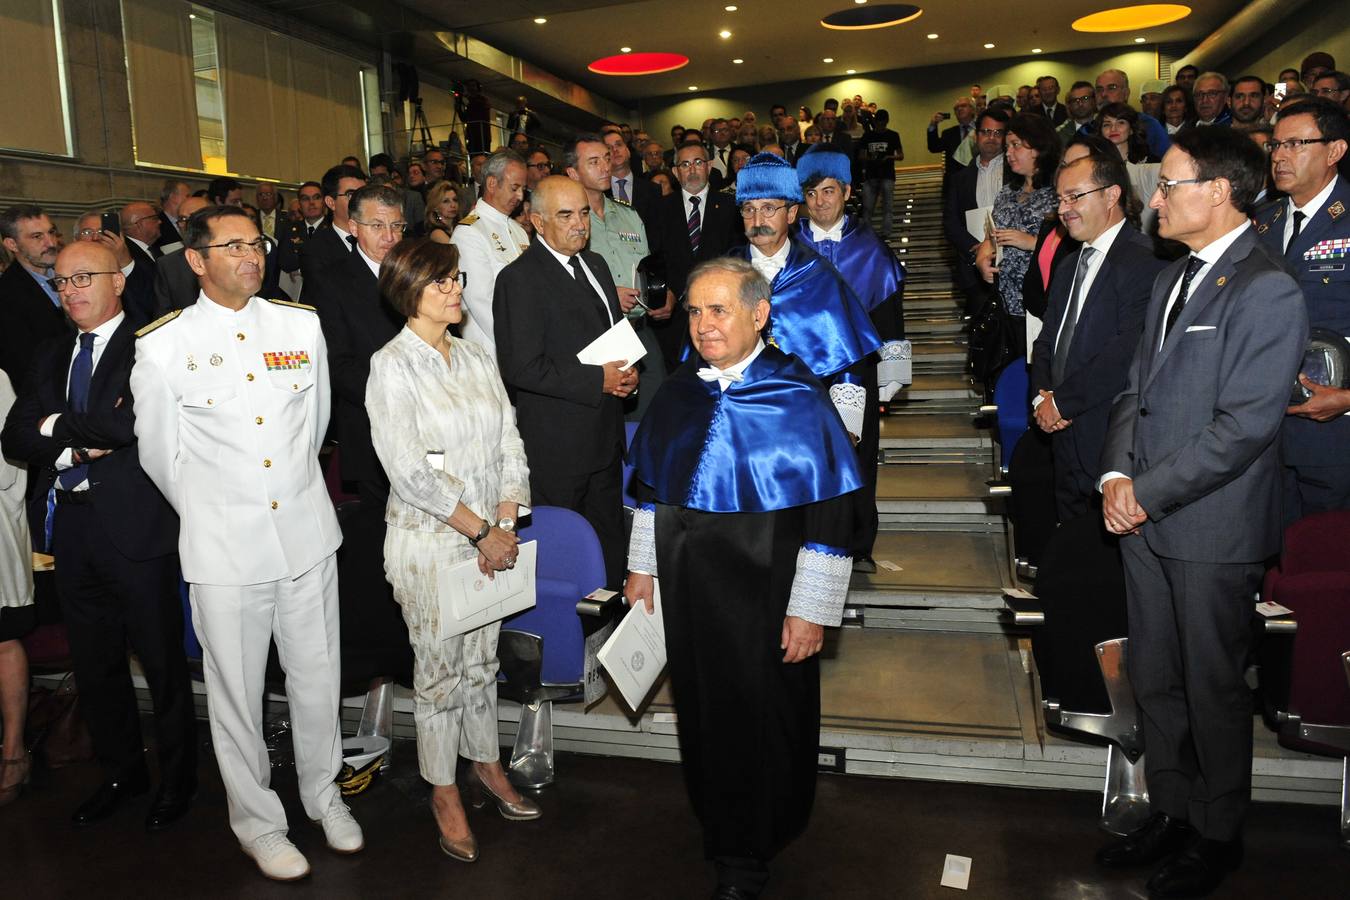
[
  {"left": 875, "top": 464, "right": 1002, "bottom": 528},
  {"left": 878, "top": 414, "right": 991, "bottom": 463}
]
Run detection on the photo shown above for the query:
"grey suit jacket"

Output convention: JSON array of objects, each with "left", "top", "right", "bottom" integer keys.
[{"left": 1100, "top": 226, "right": 1308, "bottom": 563}]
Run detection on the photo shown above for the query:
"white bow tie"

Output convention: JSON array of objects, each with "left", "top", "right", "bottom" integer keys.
[{"left": 697, "top": 367, "right": 744, "bottom": 383}]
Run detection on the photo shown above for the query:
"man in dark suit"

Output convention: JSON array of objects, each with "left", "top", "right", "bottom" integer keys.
[
  {"left": 493, "top": 177, "right": 635, "bottom": 588},
  {"left": 779, "top": 117, "right": 808, "bottom": 165},
  {"left": 602, "top": 128, "right": 660, "bottom": 233},
  {"left": 648, "top": 143, "right": 743, "bottom": 367},
  {"left": 299, "top": 165, "right": 366, "bottom": 304},
  {"left": 276, "top": 181, "right": 325, "bottom": 279},
  {"left": 153, "top": 179, "right": 191, "bottom": 255},
  {"left": 1253, "top": 97, "right": 1350, "bottom": 518},
  {"left": 0, "top": 205, "right": 68, "bottom": 390},
  {"left": 943, "top": 108, "right": 1009, "bottom": 315},
  {"left": 815, "top": 108, "right": 853, "bottom": 158},
  {"left": 1096, "top": 128, "right": 1308, "bottom": 898},
  {"left": 1036, "top": 76, "right": 1069, "bottom": 126},
  {"left": 308, "top": 184, "right": 405, "bottom": 505},
  {"left": 1, "top": 241, "right": 196, "bottom": 831},
  {"left": 1031, "top": 152, "right": 1165, "bottom": 521},
  {"left": 927, "top": 97, "right": 977, "bottom": 180}
]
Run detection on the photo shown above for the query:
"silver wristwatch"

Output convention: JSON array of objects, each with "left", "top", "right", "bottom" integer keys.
[{"left": 497, "top": 516, "right": 516, "bottom": 533}]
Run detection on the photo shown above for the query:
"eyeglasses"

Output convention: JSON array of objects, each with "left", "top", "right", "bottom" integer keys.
[
  {"left": 739, "top": 202, "right": 790, "bottom": 219},
  {"left": 673, "top": 159, "right": 709, "bottom": 170},
  {"left": 1314, "top": 87, "right": 1344, "bottom": 97},
  {"left": 527, "top": 162, "right": 552, "bottom": 171},
  {"left": 352, "top": 220, "right": 408, "bottom": 235},
  {"left": 47, "top": 271, "right": 118, "bottom": 291},
  {"left": 1055, "top": 186, "right": 1109, "bottom": 206},
  {"left": 337, "top": 189, "right": 361, "bottom": 199},
  {"left": 1264, "top": 137, "right": 1331, "bottom": 154},
  {"left": 1068, "top": 95, "right": 1094, "bottom": 104},
  {"left": 432, "top": 272, "right": 468, "bottom": 292},
  {"left": 74, "top": 228, "right": 103, "bottom": 239},
  {"left": 976, "top": 128, "right": 1006, "bottom": 138},
  {"left": 1154, "top": 177, "right": 1211, "bottom": 198},
  {"left": 197, "top": 238, "right": 270, "bottom": 257},
  {"left": 1193, "top": 89, "right": 1226, "bottom": 100}
]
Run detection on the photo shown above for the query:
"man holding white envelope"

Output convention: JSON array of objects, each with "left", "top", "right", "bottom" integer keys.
[
  {"left": 494, "top": 176, "right": 636, "bottom": 587},
  {"left": 624, "top": 257, "right": 863, "bottom": 899}
]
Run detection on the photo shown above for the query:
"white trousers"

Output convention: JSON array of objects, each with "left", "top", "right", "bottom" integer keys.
[{"left": 190, "top": 554, "right": 343, "bottom": 844}]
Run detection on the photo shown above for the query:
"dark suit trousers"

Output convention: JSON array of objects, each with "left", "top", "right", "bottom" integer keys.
[
  {"left": 1121, "top": 536, "right": 1262, "bottom": 840},
  {"left": 1051, "top": 429, "right": 1098, "bottom": 523},
  {"left": 530, "top": 457, "right": 626, "bottom": 589},
  {"left": 52, "top": 502, "right": 196, "bottom": 791}
]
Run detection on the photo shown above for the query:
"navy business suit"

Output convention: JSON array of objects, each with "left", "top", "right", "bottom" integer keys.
[{"left": 1031, "top": 221, "right": 1163, "bottom": 520}]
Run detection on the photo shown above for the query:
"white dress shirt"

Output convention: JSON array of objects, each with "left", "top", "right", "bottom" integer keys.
[
  {"left": 332, "top": 221, "right": 353, "bottom": 250},
  {"left": 682, "top": 186, "right": 711, "bottom": 222},
  {"left": 975, "top": 154, "right": 1005, "bottom": 211},
  {"left": 706, "top": 340, "right": 765, "bottom": 392},
  {"left": 40, "top": 311, "right": 127, "bottom": 486},
  {"left": 808, "top": 216, "right": 846, "bottom": 243},
  {"left": 709, "top": 145, "right": 731, "bottom": 179},
  {"left": 748, "top": 238, "right": 791, "bottom": 284},
  {"left": 539, "top": 237, "right": 615, "bottom": 325},
  {"left": 356, "top": 244, "right": 381, "bottom": 279},
  {"left": 1283, "top": 175, "right": 1338, "bottom": 252}
]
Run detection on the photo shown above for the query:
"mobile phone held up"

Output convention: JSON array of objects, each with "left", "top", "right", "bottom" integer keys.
[
  {"left": 100, "top": 211, "right": 121, "bottom": 235},
  {"left": 940, "top": 112, "right": 952, "bottom": 120}
]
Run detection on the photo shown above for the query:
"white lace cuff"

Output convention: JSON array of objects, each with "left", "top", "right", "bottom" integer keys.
[
  {"left": 829, "top": 381, "right": 867, "bottom": 439},
  {"left": 877, "top": 339, "right": 912, "bottom": 402},
  {"left": 786, "top": 543, "right": 853, "bottom": 626},
  {"left": 627, "top": 505, "right": 657, "bottom": 576}
]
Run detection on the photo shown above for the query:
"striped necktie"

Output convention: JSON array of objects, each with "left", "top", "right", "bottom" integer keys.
[{"left": 687, "top": 196, "right": 702, "bottom": 253}]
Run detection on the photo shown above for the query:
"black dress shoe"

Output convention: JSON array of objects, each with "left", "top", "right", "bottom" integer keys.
[
  {"left": 1096, "top": 812, "right": 1198, "bottom": 868},
  {"left": 145, "top": 787, "right": 196, "bottom": 832},
  {"left": 1146, "top": 838, "right": 1243, "bottom": 898},
  {"left": 711, "top": 887, "right": 757, "bottom": 900},
  {"left": 72, "top": 774, "right": 150, "bottom": 826}
]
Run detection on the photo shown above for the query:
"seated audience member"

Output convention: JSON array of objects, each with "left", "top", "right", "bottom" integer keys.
[
  {"left": 1095, "top": 69, "right": 1170, "bottom": 158},
  {"left": 2, "top": 240, "right": 197, "bottom": 831},
  {"left": 365, "top": 239, "right": 538, "bottom": 864},
  {"left": 1097, "top": 104, "right": 1162, "bottom": 234},
  {"left": 929, "top": 97, "right": 978, "bottom": 180},
  {"left": 1058, "top": 81, "right": 1099, "bottom": 143},
  {"left": 1096, "top": 126, "right": 1307, "bottom": 900},
  {"left": 976, "top": 113, "right": 1061, "bottom": 359},
  {"left": 1254, "top": 97, "right": 1350, "bottom": 517},
  {"left": 1161, "top": 84, "right": 1197, "bottom": 135},
  {"left": 1139, "top": 80, "right": 1167, "bottom": 121},
  {"left": 945, "top": 107, "right": 1009, "bottom": 316},
  {"left": 1030, "top": 148, "right": 1166, "bottom": 521},
  {"left": 1230, "top": 75, "right": 1268, "bottom": 129},
  {"left": 1192, "top": 72, "right": 1233, "bottom": 127},
  {"left": 423, "top": 181, "right": 461, "bottom": 243},
  {"left": 623, "top": 256, "right": 862, "bottom": 899}
]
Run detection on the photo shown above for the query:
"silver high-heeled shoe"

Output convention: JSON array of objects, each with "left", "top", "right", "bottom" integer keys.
[
  {"left": 466, "top": 766, "right": 542, "bottom": 821},
  {"left": 429, "top": 796, "right": 478, "bottom": 862}
]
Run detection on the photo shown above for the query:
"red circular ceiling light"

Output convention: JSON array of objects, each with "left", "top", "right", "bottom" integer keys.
[{"left": 588, "top": 52, "right": 690, "bottom": 76}]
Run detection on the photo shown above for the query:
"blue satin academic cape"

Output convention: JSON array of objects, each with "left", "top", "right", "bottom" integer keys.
[
  {"left": 629, "top": 345, "right": 863, "bottom": 514},
  {"left": 793, "top": 215, "right": 905, "bottom": 312},
  {"left": 729, "top": 239, "right": 881, "bottom": 380}
]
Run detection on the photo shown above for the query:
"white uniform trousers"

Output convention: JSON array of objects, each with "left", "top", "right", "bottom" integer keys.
[{"left": 189, "top": 554, "right": 343, "bottom": 844}]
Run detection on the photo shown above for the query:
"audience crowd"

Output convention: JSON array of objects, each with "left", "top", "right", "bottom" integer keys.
[{"left": 0, "top": 44, "right": 1347, "bottom": 900}]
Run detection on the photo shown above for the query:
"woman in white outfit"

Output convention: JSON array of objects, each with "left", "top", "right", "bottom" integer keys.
[
  {"left": 365, "top": 239, "right": 539, "bottom": 863},
  {"left": 0, "top": 369, "right": 35, "bottom": 806}
]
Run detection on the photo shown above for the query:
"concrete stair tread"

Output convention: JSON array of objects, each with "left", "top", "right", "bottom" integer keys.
[
  {"left": 851, "top": 530, "right": 1008, "bottom": 605},
  {"left": 880, "top": 414, "right": 990, "bottom": 447},
  {"left": 876, "top": 463, "right": 994, "bottom": 501},
  {"left": 894, "top": 374, "right": 977, "bottom": 400}
]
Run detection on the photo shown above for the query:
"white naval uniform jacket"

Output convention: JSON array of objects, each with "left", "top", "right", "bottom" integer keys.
[
  {"left": 450, "top": 199, "right": 531, "bottom": 352},
  {"left": 130, "top": 292, "right": 341, "bottom": 586}
]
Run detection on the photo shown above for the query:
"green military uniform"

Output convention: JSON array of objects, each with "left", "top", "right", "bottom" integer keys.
[{"left": 588, "top": 195, "right": 664, "bottom": 420}]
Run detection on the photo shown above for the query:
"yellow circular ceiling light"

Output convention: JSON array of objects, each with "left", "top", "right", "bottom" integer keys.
[{"left": 1072, "top": 4, "right": 1190, "bottom": 33}]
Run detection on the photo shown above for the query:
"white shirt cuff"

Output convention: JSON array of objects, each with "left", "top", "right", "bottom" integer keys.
[
  {"left": 39, "top": 414, "right": 59, "bottom": 436},
  {"left": 1097, "top": 472, "right": 1129, "bottom": 492}
]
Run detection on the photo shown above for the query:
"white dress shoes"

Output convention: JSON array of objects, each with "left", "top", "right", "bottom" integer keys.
[
  {"left": 314, "top": 795, "right": 365, "bottom": 854},
  {"left": 242, "top": 831, "right": 311, "bottom": 881}
]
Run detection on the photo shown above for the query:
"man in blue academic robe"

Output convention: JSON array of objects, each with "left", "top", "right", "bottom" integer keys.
[{"left": 625, "top": 257, "right": 861, "bottom": 899}]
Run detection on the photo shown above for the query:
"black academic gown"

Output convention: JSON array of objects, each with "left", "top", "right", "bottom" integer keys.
[{"left": 629, "top": 345, "right": 860, "bottom": 884}]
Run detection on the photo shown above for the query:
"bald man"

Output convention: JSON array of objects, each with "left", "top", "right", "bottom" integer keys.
[
  {"left": 492, "top": 176, "right": 634, "bottom": 586},
  {"left": 1, "top": 241, "right": 196, "bottom": 830}
]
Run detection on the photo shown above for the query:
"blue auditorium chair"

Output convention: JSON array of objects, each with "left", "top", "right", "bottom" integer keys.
[
  {"left": 498, "top": 506, "right": 607, "bottom": 788},
  {"left": 992, "top": 360, "right": 1030, "bottom": 473}
]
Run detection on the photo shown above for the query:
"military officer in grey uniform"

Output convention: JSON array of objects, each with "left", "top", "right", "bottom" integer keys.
[
  {"left": 451, "top": 150, "right": 530, "bottom": 352},
  {"left": 563, "top": 133, "right": 665, "bottom": 419},
  {"left": 130, "top": 206, "right": 361, "bottom": 882},
  {"left": 1254, "top": 97, "right": 1350, "bottom": 517}
]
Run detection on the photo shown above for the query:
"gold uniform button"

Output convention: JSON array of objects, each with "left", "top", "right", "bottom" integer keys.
[
  {"left": 270, "top": 500, "right": 278, "bottom": 510},
  {"left": 206, "top": 398, "right": 214, "bottom": 406},
  {"left": 263, "top": 459, "right": 272, "bottom": 468},
  {"left": 255, "top": 416, "right": 264, "bottom": 425},
  {"left": 236, "top": 332, "right": 246, "bottom": 341},
  {"left": 292, "top": 383, "right": 299, "bottom": 390},
  {"left": 246, "top": 373, "right": 255, "bottom": 382}
]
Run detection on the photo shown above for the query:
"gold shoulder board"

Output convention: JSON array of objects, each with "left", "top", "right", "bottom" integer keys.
[
  {"left": 458, "top": 213, "right": 480, "bottom": 226},
  {"left": 135, "top": 308, "right": 183, "bottom": 337},
  {"left": 266, "top": 298, "right": 317, "bottom": 312}
]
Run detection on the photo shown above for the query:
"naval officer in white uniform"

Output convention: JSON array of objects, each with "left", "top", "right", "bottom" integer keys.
[
  {"left": 130, "top": 206, "right": 361, "bottom": 882},
  {"left": 450, "top": 150, "right": 530, "bottom": 352}
]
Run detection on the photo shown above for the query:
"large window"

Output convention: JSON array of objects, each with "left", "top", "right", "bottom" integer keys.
[
  {"left": 0, "top": 0, "right": 73, "bottom": 156},
  {"left": 190, "top": 7, "right": 227, "bottom": 173}
]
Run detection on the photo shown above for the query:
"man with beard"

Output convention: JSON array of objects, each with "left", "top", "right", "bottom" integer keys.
[{"left": 0, "top": 206, "right": 68, "bottom": 388}]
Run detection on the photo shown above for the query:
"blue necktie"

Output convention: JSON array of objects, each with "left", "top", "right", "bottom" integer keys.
[{"left": 59, "top": 332, "right": 95, "bottom": 490}]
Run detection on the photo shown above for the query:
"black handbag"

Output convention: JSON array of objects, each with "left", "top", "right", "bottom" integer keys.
[{"left": 969, "top": 300, "right": 1017, "bottom": 385}]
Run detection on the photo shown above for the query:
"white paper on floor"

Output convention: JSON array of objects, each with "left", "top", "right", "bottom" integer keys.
[{"left": 940, "top": 853, "right": 972, "bottom": 891}]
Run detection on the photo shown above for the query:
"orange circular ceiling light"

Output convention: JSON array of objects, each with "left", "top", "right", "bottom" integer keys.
[
  {"left": 1072, "top": 4, "right": 1190, "bottom": 32},
  {"left": 588, "top": 52, "right": 689, "bottom": 75}
]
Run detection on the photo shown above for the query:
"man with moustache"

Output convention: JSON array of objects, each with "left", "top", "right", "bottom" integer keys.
[
  {"left": 452, "top": 150, "right": 530, "bottom": 352},
  {"left": 1229, "top": 76, "right": 1268, "bottom": 130},
  {"left": 131, "top": 206, "right": 360, "bottom": 881},
  {"left": 492, "top": 177, "right": 634, "bottom": 587}
]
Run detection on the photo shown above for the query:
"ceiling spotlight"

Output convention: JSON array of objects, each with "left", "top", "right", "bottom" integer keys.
[
  {"left": 1032, "top": 47, "right": 1042, "bottom": 53},
  {"left": 846, "top": 69, "right": 857, "bottom": 74},
  {"left": 620, "top": 46, "right": 632, "bottom": 52},
  {"left": 719, "top": 29, "right": 732, "bottom": 38},
  {"left": 725, "top": 3, "right": 737, "bottom": 9},
  {"left": 926, "top": 33, "right": 938, "bottom": 39},
  {"left": 855, "top": 0, "right": 868, "bottom": 4},
  {"left": 1134, "top": 36, "right": 1146, "bottom": 42},
  {"left": 733, "top": 58, "right": 744, "bottom": 64},
  {"left": 823, "top": 57, "right": 834, "bottom": 63},
  {"left": 984, "top": 42, "right": 995, "bottom": 49},
  {"left": 688, "top": 85, "right": 698, "bottom": 91},
  {"left": 533, "top": 17, "right": 546, "bottom": 24}
]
